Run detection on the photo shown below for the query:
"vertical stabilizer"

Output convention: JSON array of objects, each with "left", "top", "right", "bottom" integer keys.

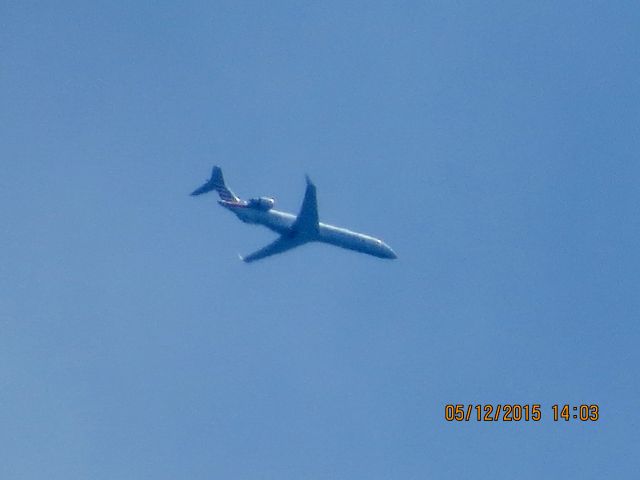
[{"left": 190, "top": 166, "right": 241, "bottom": 202}]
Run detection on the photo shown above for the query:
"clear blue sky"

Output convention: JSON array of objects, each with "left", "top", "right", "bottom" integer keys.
[{"left": 2, "top": 1, "right": 638, "bottom": 478}]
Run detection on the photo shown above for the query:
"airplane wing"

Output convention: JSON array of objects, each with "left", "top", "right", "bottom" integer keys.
[
  {"left": 291, "top": 176, "right": 319, "bottom": 236},
  {"left": 240, "top": 175, "right": 318, "bottom": 263},
  {"left": 240, "top": 235, "right": 306, "bottom": 263}
]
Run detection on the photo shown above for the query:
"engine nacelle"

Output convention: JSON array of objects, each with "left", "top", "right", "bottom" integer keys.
[{"left": 248, "top": 196, "right": 275, "bottom": 211}]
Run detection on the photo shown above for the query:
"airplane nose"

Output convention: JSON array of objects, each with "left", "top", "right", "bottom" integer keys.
[{"left": 384, "top": 245, "right": 397, "bottom": 259}]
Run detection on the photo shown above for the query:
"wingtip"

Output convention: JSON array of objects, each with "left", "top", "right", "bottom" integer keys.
[{"left": 305, "top": 174, "right": 314, "bottom": 187}]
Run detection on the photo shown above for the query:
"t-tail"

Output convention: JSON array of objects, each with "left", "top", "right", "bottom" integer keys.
[{"left": 190, "top": 166, "right": 241, "bottom": 202}]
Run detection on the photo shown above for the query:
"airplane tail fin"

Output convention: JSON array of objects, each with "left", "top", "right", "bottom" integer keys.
[{"left": 190, "top": 166, "right": 241, "bottom": 202}]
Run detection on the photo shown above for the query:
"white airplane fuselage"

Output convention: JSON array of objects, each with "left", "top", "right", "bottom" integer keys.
[{"left": 221, "top": 201, "right": 397, "bottom": 259}]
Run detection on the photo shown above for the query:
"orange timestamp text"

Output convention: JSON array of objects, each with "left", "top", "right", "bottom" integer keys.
[{"left": 444, "top": 404, "right": 600, "bottom": 422}]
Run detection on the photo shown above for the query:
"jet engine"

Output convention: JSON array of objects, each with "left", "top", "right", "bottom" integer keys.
[{"left": 248, "top": 196, "right": 275, "bottom": 211}]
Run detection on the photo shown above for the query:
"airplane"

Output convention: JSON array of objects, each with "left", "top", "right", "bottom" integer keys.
[{"left": 191, "top": 166, "right": 397, "bottom": 263}]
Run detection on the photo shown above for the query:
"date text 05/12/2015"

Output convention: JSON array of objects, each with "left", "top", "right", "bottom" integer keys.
[{"left": 444, "top": 404, "right": 599, "bottom": 422}]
